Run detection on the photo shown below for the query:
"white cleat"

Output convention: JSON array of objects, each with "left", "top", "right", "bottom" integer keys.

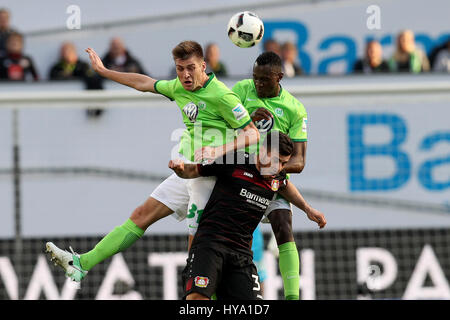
[{"left": 45, "top": 242, "right": 88, "bottom": 283}]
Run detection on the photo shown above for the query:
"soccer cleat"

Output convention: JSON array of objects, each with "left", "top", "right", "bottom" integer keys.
[{"left": 45, "top": 242, "right": 88, "bottom": 283}]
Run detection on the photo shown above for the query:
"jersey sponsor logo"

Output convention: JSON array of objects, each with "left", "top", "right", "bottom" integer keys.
[
  {"left": 183, "top": 102, "right": 199, "bottom": 123},
  {"left": 271, "top": 179, "right": 280, "bottom": 191},
  {"left": 302, "top": 118, "right": 308, "bottom": 133},
  {"left": 254, "top": 117, "right": 273, "bottom": 133},
  {"left": 239, "top": 188, "right": 270, "bottom": 207},
  {"left": 232, "top": 103, "right": 248, "bottom": 121},
  {"left": 194, "top": 276, "right": 209, "bottom": 288},
  {"left": 243, "top": 172, "right": 254, "bottom": 178}
]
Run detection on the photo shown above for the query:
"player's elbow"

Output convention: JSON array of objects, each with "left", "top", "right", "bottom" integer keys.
[
  {"left": 287, "top": 159, "right": 305, "bottom": 174},
  {"left": 292, "top": 162, "right": 305, "bottom": 174}
]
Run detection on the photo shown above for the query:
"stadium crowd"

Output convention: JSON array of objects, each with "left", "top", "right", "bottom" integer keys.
[{"left": 0, "top": 6, "right": 449, "bottom": 84}]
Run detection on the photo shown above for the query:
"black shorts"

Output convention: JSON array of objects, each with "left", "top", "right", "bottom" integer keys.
[{"left": 182, "top": 243, "right": 262, "bottom": 300}]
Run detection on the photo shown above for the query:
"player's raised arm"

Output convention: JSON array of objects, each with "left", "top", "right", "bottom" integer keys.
[
  {"left": 168, "top": 159, "right": 201, "bottom": 179},
  {"left": 278, "top": 182, "right": 327, "bottom": 229},
  {"left": 85, "top": 47, "right": 157, "bottom": 93}
]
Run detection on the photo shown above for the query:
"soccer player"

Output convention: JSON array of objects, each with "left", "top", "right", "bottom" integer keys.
[
  {"left": 45, "top": 40, "right": 260, "bottom": 282},
  {"left": 235, "top": 51, "right": 308, "bottom": 300},
  {"left": 169, "top": 132, "right": 326, "bottom": 300},
  {"left": 185, "top": 51, "right": 309, "bottom": 300}
]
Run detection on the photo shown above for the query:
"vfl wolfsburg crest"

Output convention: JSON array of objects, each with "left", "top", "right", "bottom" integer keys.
[
  {"left": 275, "top": 108, "right": 284, "bottom": 117},
  {"left": 183, "top": 102, "right": 199, "bottom": 123},
  {"left": 197, "top": 100, "right": 207, "bottom": 110}
]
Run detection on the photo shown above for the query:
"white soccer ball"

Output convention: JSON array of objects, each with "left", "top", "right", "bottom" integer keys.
[{"left": 227, "top": 11, "right": 264, "bottom": 48}]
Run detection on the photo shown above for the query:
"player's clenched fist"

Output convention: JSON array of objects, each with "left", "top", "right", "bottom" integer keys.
[
  {"left": 250, "top": 107, "right": 273, "bottom": 122},
  {"left": 168, "top": 159, "right": 185, "bottom": 174},
  {"left": 168, "top": 159, "right": 201, "bottom": 179}
]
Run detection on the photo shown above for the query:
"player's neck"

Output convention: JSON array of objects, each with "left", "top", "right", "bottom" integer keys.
[{"left": 199, "top": 72, "right": 210, "bottom": 88}]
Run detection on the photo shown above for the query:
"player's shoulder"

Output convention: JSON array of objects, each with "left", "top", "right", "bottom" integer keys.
[
  {"left": 154, "top": 78, "right": 179, "bottom": 101},
  {"left": 155, "top": 77, "right": 178, "bottom": 90},
  {"left": 232, "top": 79, "right": 256, "bottom": 101},
  {"left": 207, "top": 74, "right": 235, "bottom": 96},
  {"left": 280, "top": 87, "right": 307, "bottom": 114},
  {"left": 233, "top": 78, "right": 253, "bottom": 89}
]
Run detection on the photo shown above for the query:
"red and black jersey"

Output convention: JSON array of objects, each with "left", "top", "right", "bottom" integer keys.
[
  {"left": 193, "top": 151, "right": 288, "bottom": 257},
  {"left": 0, "top": 53, "right": 39, "bottom": 81}
]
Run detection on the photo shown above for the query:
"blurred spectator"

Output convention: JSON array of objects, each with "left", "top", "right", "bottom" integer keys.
[
  {"left": 263, "top": 39, "right": 281, "bottom": 57},
  {"left": 102, "top": 37, "right": 147, "bottom": 74},
  {"left": 428, "top": 37, "right": 450, "bottom": 71},
  {"left": 205, "top": 43, "right": 228, "bottom": 77},
  {"left": 353, "top": 40, "right": 389, "bottom": 73},
  {"left": 432, "top": 39, "right": 450, "bottom": 72},
  {"left": 0, "top": 8, "right": 18, "bottom": 56},
  {"left": 49, "top": 42, "right": 104, "bottom": 118},
  {"left": 281, "top": 41, "right": 302, "bottom": 77},
  {"left": 389, "top": 30, "right": 430, "bottom": 73},
  {"left": 49, "top": 42, "right": 103, "bottom": 89},
  {"left": 0, "top": 32, "right": 38, "bottom": 81}
]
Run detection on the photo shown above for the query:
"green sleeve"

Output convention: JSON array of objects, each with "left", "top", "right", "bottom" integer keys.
[
  {"left": 289, "top": 104, "right": 308, "bottom": 142},
  {"left": 218, "top": 92, "right": 252, "bottom": 129},
  {"left": 154, "top": 79, "right": 176, "bottom": 101}
]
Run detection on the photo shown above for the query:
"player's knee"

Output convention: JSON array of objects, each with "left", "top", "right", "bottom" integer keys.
[
  {"left": 130, "top": 203, "right": 162, "bottom": 229},
  {"left": 269, "top": 209, "right": 294, "bottom": 245},
  {"left": 130, "top": 197, "right": 173, "bottom": 230},
  {"left": 130, "top": 205, "right": 149, "bottom": 229},
  {"left": 186, "top": 292, "right": 209, "bottom": 300}
]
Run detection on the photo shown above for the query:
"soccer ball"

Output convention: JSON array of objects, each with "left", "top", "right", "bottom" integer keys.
[{"left": 227, "top": 11, "right": 264, "bottom": 48}]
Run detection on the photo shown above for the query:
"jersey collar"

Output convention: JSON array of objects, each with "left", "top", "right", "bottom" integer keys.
[
  {"left": 202, "top": 72, "right": 215, "bottom": 88},
  {"left": 276, "top": 84, "right": 283, "bottom": 97}
]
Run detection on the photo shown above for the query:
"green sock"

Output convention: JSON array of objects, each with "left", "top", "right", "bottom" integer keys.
[
  {"left": 80, "top": 219, "right": 144, "bottom": 271},
  {"left": 278, "top": 242, "right": 300, "bottom": 300}
]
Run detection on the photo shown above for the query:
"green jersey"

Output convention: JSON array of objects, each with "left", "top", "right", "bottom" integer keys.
[
  {"left": 154, "top": 73, "right": 252, "bottom": 161},
  {"left": 232, "top": 79, "right": 307, "bottom": 142},
  {"left": 233, "top": 79, "right": 308, "bottom": 194}
]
